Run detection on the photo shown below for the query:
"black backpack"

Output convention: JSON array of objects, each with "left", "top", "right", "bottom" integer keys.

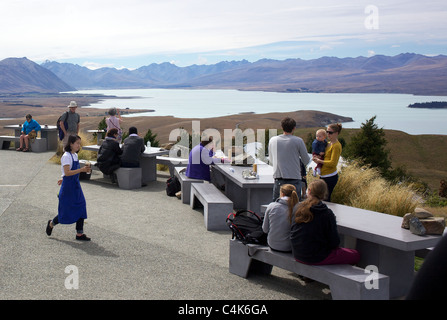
[
  {"left": 166, "top": 175, "right": 181, "bottom": 196},
  {"left": 226, "top": 210, "right": 267, "bottom": 245},
  {"left": 57, "top": 112, "right": 68, "bottom": 141}
]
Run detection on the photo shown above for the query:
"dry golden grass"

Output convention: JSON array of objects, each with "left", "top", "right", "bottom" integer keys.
[
  {"left": 327, "top": 161, "right": 419, "bottom": 216},
  {"left": 420, "top": 205, "right": 447, "bottom": 220},
  {"left": 49, "top": 131, "right": 97, "bottom": 164}
]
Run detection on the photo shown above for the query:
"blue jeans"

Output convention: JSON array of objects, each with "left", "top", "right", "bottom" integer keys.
[{"left": 272, "top": 178, "right": 303, "bottom": 202}]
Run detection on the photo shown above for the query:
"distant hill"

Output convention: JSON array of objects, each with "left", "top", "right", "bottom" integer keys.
[
  {"left": 0, "top": 57, "right": 75, "bottom": 93},
  {"left": 41, "top": 53, "right": 447, "bottom": 95}
]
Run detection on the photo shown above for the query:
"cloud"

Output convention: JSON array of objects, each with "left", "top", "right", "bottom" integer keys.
[
  {"left": 82, "top": 62, "right": 115, "bottom": 70},
  {"left": 80, "top": 61, "right": 131, "bottom": 70},
  {"left": 0, "top": 0, "right": 446, "bottom": 65}
]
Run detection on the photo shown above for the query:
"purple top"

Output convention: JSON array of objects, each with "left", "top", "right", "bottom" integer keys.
[{"left": 186, "top": 144, "right": 220, "bottom": 181}]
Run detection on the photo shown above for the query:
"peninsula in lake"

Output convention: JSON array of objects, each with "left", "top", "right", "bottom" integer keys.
[{"left": 408, "top": 101, "right": 447, "bottom": 109}]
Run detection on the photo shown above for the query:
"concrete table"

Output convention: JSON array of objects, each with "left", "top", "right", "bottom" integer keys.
[
  {"left": 325, "top": 201, "right": 444, "bottom": 299},
  {"left": 139, "top": 147, "right": 170, "bottom": 183},
  {"left": 4, "top": 124, "right": 58, "bottom": 151},
  {"left": 86, "top": 129, "right": 106, "bottom": 145},
  {"left": 212, "top": 163, "right": 274, "bottom": 213}
]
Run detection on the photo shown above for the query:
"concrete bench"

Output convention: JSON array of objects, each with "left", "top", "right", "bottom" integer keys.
[
  {"left": 156, "top": 156, "right": 188, "bottom": 176},
  {"left": 174, "top": 167, "right": 204, "bottom": 204},
  {"left": 80, "top": 160, "right": 142, "bottom": 189},
  {"left": 229, "top": 239, "right": 390, "bottom": 300},
  {"left": 80, "top": 160, "right": 141, "bottom": 189},
  {"left": 29, "top": 138, "right": 47, "bottom": 152},
  {"left": 190, "top": 182, "right": 233, "bottom": 231},
  {"left": 0, "top": 136, "right": 20, "bottom": 149},
  {"left": 115, "top": 167, "right": 142, "bottom": 190},
  {"left": 0, "top": 136, "right": 47, "bottom": 152}
]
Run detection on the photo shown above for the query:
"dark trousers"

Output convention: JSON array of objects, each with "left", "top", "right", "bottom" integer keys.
[
  {"left": 121, "top": 162, "right": 139, "bottom": 168},
  {"left": 272, "top": 178, "right": 303, "bottom": 202},
  {"left": 52, "top": 216, "right": 85, "bottom": 234},
  {"left": 321, "top": 174, "right": 339, "bottom": 201}
]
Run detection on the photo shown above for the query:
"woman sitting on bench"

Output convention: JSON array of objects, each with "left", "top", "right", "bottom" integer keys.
[
  {"left": 262, "top": 184, "right": 299, "bottom": 253},
  {"left": 97, "top": 128, "right": 123, "bottom": 183},
  {"left": 186, "top": 135, "right": 226, "bottom": 182},
  {"left": 290, "top": 179, "right": 360, "bottom": 265}
]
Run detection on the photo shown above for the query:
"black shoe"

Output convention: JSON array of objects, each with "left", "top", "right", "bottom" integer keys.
[
  {"left": 46, "top": 220, "right": 53, "bottom": 236},
  {"left": 76, "top": 234, "right": 91, "bottom": 241}
]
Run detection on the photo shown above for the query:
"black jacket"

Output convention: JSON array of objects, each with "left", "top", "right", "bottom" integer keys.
[
  {"left": 97, "top": 138, "right": 123, "bottom": 175},
  {"left": 290, "top": 201, "right": 340, "bottom": 263},
  {"left": 120, "top": 135, "right": 145, "bottom": 165}
]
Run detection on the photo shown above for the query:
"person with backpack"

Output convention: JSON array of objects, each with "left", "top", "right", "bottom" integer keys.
[
  {"left": 290, "top": 179, "right": 360, "bottom": 265},
  {"left": 59, "top": 101, "right": 80, "bottom": 146},
  {"left": 262, "top": 184, "right": 299, "bottom": 252}
]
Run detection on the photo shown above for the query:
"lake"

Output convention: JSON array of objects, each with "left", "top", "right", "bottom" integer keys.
[{"left": 72, "top": 89, "right": 447, "bottom": 135}]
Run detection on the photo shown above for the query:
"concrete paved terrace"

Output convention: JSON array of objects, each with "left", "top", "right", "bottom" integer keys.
[{"left": 0, "top": 149, "right": 330, "bottom": 301}]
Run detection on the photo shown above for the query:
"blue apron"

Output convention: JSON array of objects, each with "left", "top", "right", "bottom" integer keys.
[{"left": 58, "top": 153, "right": 87, "bottom": 224}]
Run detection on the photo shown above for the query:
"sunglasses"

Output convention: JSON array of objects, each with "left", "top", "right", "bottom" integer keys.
[{"left": 326, "top": 131, "right": 335, "bottom": 134}]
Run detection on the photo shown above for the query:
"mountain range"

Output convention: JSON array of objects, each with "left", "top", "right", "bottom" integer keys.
[
  {"left": 1, "top": 53, "right": 447, "bottom": 95},
  {"left": 0, "top": 57, "right": 75, "bottom": 93}
]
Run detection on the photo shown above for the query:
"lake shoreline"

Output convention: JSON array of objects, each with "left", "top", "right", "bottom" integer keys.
[
  {"left": 2, "top": 89, "right": 447, "bottom": 135},
  {"left": 73, "top": 88, "right": 447, "bottom": 135}
]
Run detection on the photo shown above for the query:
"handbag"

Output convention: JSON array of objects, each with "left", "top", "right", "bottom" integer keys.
[{"left": 27, "top": 131, "right": 37, "bottom": 140}]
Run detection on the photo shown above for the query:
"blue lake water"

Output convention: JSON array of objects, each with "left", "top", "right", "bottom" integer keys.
[{"left": 72, "top": 89, "right": 447, "bottom": 135}]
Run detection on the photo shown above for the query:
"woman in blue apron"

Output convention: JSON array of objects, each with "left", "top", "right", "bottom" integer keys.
[{"left": 46, "top": 135, "right": 91, "bottom": 241}]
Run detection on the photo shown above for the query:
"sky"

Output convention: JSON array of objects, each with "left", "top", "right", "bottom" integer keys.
[{"left": 0, "top": 0, "right": 446, "bottom": 69}]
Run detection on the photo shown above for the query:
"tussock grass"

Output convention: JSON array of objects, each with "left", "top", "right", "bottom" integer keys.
[
  {"left": 49, "top": 131, "right": 97, "bottom": 165},
  {"left": 328, "top": 161, "right": 419, "bottom": 217}
]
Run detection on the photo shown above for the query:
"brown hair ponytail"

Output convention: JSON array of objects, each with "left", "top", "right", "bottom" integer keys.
[
  {"left": 294, "top": 180, "right": 328, "bottom": 224},
  {"left": 279, "top": 184, "right": 299, "bottom": 224}
]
